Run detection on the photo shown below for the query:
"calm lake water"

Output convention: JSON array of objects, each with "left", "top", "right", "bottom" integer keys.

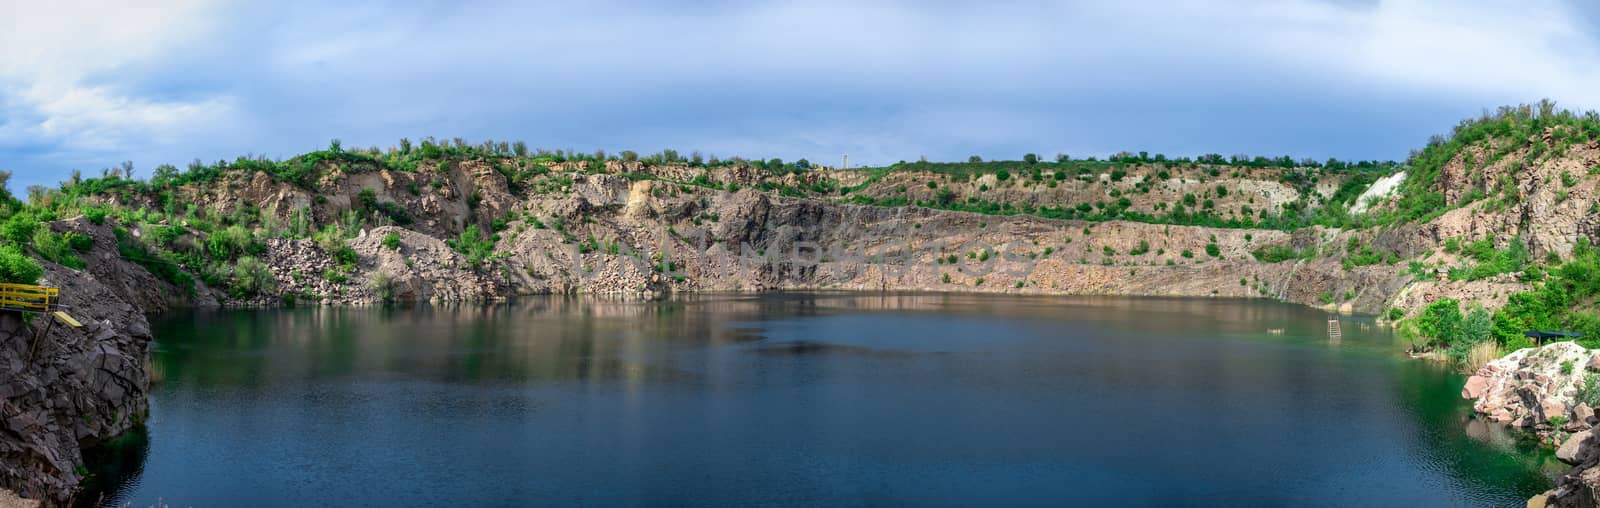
[{"left": 83, "top": 293, "right": 1561, "bottom": 506}]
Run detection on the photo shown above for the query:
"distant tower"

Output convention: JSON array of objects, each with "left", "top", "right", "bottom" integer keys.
[{"left": 841, "top": 154, "right": 848, "bottom": 171}]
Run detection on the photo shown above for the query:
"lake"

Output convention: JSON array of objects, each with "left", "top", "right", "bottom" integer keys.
[{"left": 82, "top": 293, "right": 1561, "bottom": 506}]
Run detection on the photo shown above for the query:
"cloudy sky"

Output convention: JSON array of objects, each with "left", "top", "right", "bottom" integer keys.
[{"left": 3, "top": 0, "right": 1599, "bottom": 190}]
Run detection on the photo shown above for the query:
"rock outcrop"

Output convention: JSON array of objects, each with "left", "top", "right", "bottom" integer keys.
[
  {"left": 1464, "top": 342, "right": 1595, "bottom": 428},
  {"left": 0, "top": 261, "right": 152, "bottom": 505},
  {"left": 1462, "top": 342, "right": 1600, "bottom": 507}
]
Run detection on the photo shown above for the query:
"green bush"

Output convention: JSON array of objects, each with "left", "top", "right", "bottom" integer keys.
[
  {"left": 448, "top": 225, "right": 497, "bottom": 270},
  {"left": 0, "top": 211, "right": 40, "bottom": 245},
  {"left": 230, "top": 256, "right": 275, "bottom": 296},
  {"left": 383, "top": 232, "right": 401, "bottom": 251},
  {"left": 331, "top": 245, "right": 359, "bottom": 267},
  {"left": 66, "top": 232, "right": 93, "bottom": 252},
  {"left": 1448, "top": 238, "right": 1528, "bottom": 281},
  {"left": 1579, "top": 374, "right": 1600, "bottom": 409},
  {"left": 114, "top": 227, "right": 194, "bottom": 292},
  {"left": 82, "top": 207, "right": 109, "bottom": 225},
  {"left": 1252, "top": 245, "right": 1312, "bottom": 263},
  {"left": 205, "top": 225, "right": 259, "bottom": 261},
  {"left": 1205, "top": 243, "right": 1221, "bottom": 257},
  {"left": 1129, "top": 240, "right": 1150, "bottom": 256},
  {"left": 31, "top": 229, "right": 85, "bottom": 270},
  {"left": 0, "top": 244, "right": 43, "bottom": 284}
]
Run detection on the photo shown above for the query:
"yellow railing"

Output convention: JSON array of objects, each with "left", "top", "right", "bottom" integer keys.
[{"left": 0, "top": 283, "right": 58, "bottom": 312}]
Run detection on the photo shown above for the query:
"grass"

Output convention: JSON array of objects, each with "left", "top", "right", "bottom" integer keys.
[{"left": 1463, "top": 342, "right": 1501, "bottom": 374}]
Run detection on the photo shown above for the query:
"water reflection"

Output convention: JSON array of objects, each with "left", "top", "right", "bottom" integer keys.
[{"left": 82, "top": 293, "right": 1553, "bottom": 507}]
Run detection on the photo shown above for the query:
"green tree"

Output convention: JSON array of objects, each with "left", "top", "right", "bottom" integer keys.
[{"left": 1418, "top": 298, "right": 1463, "bottom": 346}]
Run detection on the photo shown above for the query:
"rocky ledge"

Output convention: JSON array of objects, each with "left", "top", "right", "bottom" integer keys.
[
  {"left": 0, "top": 260, "right": 153, "bottom": 504},
  {"left": 1462, "top": 342, "right": 1600, "bottom": 507}
]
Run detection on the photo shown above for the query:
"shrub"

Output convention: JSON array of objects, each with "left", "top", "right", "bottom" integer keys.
[
  {"left": 448, "top": 225, "right": 496, "bottom": 270},
  {"left": 82, "top": 207, "right": 109, "bottom": 225},
  {"left": 331, "top": 245, "right": 359, "bottom": 267},
  {"left": 114, "top": 227, "right": 194, "bottom": 292},
  {"left": 1579, "top": 374, "right": 1600, "bottom": 409},
  {"left": 0, "top": 211, "right": 40, "bottom": 245},
  {"left": 31, "top": 229, "right": 85, "bottom": 270},
  {"left": 1129, "top": 240, "right": 1150, "bottom": 256},
  {"left": 230, "top": 256, "right": 275, "bottom": 295},
  {"left": 205, "top": 225, "right": 258, "bottom": 261},
  {"left": 1252, "top": 245, "right": 1310, "bottom": 263},
  {"left": 1181, "top": 249, "right": 1194, "bottom": 259},
  {"left": 370, "top": 271, "right": 396, "bottom": 302},
  {"left": 66, "top": 233, "right": 93, "bottom": 252},
  {"left": 1205, "top": 243, "right": 1221, "bottom": 257},
  {"left": 0, "top": 244, "right": 43, "bottom": 284},
  {"left": 382, "top": 232, "right": 401, "bottom": 251}
]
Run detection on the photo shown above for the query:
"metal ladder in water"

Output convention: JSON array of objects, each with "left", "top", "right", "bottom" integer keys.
[{"left": 1327, "top": 319, "right": 1342, "bottom": 340}]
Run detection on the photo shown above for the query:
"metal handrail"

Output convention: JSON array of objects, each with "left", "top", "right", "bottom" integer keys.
[{"left": 0, "top": 283, "right": 59, "bottom": 312}]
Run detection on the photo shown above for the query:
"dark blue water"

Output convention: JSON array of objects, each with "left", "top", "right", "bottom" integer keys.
[{"left": 84, "top": 293, "right": 1560, "bottom": 506}]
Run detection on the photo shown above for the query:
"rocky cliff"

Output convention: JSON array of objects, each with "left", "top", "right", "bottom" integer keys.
[
  {"left": 0, "top": 256, "right": 152, "bottom": 505},
  {"left": 95, "top": 125, "right": 1591, "bottom": 321},
  {"left": 110, "top": 162, "right": 1442, "bottom": 315}
]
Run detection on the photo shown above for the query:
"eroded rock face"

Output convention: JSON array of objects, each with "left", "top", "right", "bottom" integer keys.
[{"left": 0, "top": 262, "right": 152, "bottom": 505}]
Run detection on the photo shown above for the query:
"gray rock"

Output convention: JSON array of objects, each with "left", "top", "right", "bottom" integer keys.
[{"left": 0, "top": 248, "right": 152, "bottom": 504}]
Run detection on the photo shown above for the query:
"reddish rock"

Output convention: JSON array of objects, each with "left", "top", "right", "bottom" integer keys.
[{"left": 1463, "top": 375, "right": 1490, "bottom": 399}]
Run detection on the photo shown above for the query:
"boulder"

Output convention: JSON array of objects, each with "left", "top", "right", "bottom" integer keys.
[
  {"left": 1463, "top": 375, "right": 1490, "bottom": 399},
  {"left": 1560, "top": 430, "right": 1594, "bottom": 465}
]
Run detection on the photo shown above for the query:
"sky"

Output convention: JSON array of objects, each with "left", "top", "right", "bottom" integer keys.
[{"left": 2, "top": 0, "right": 1599, "bottom": 191}]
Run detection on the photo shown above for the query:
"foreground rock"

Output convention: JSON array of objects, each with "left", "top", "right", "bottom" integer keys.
[
  {"left": 0, "top": 257, "right": 154, "bottom": 504},
  {"left": 1465, "top": 342, "right": 1595, "bottom": 429},
  {"left": 1463, "top": 342, "right": 1600, "bottom": 507}
]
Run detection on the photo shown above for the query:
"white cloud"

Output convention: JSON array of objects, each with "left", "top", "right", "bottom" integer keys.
[
  {"left": 0, "top": 0, "right": 235, "bottom": 164},
  {"left": 2, "top": 0, "right": 1598, "bottom": 191}
]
